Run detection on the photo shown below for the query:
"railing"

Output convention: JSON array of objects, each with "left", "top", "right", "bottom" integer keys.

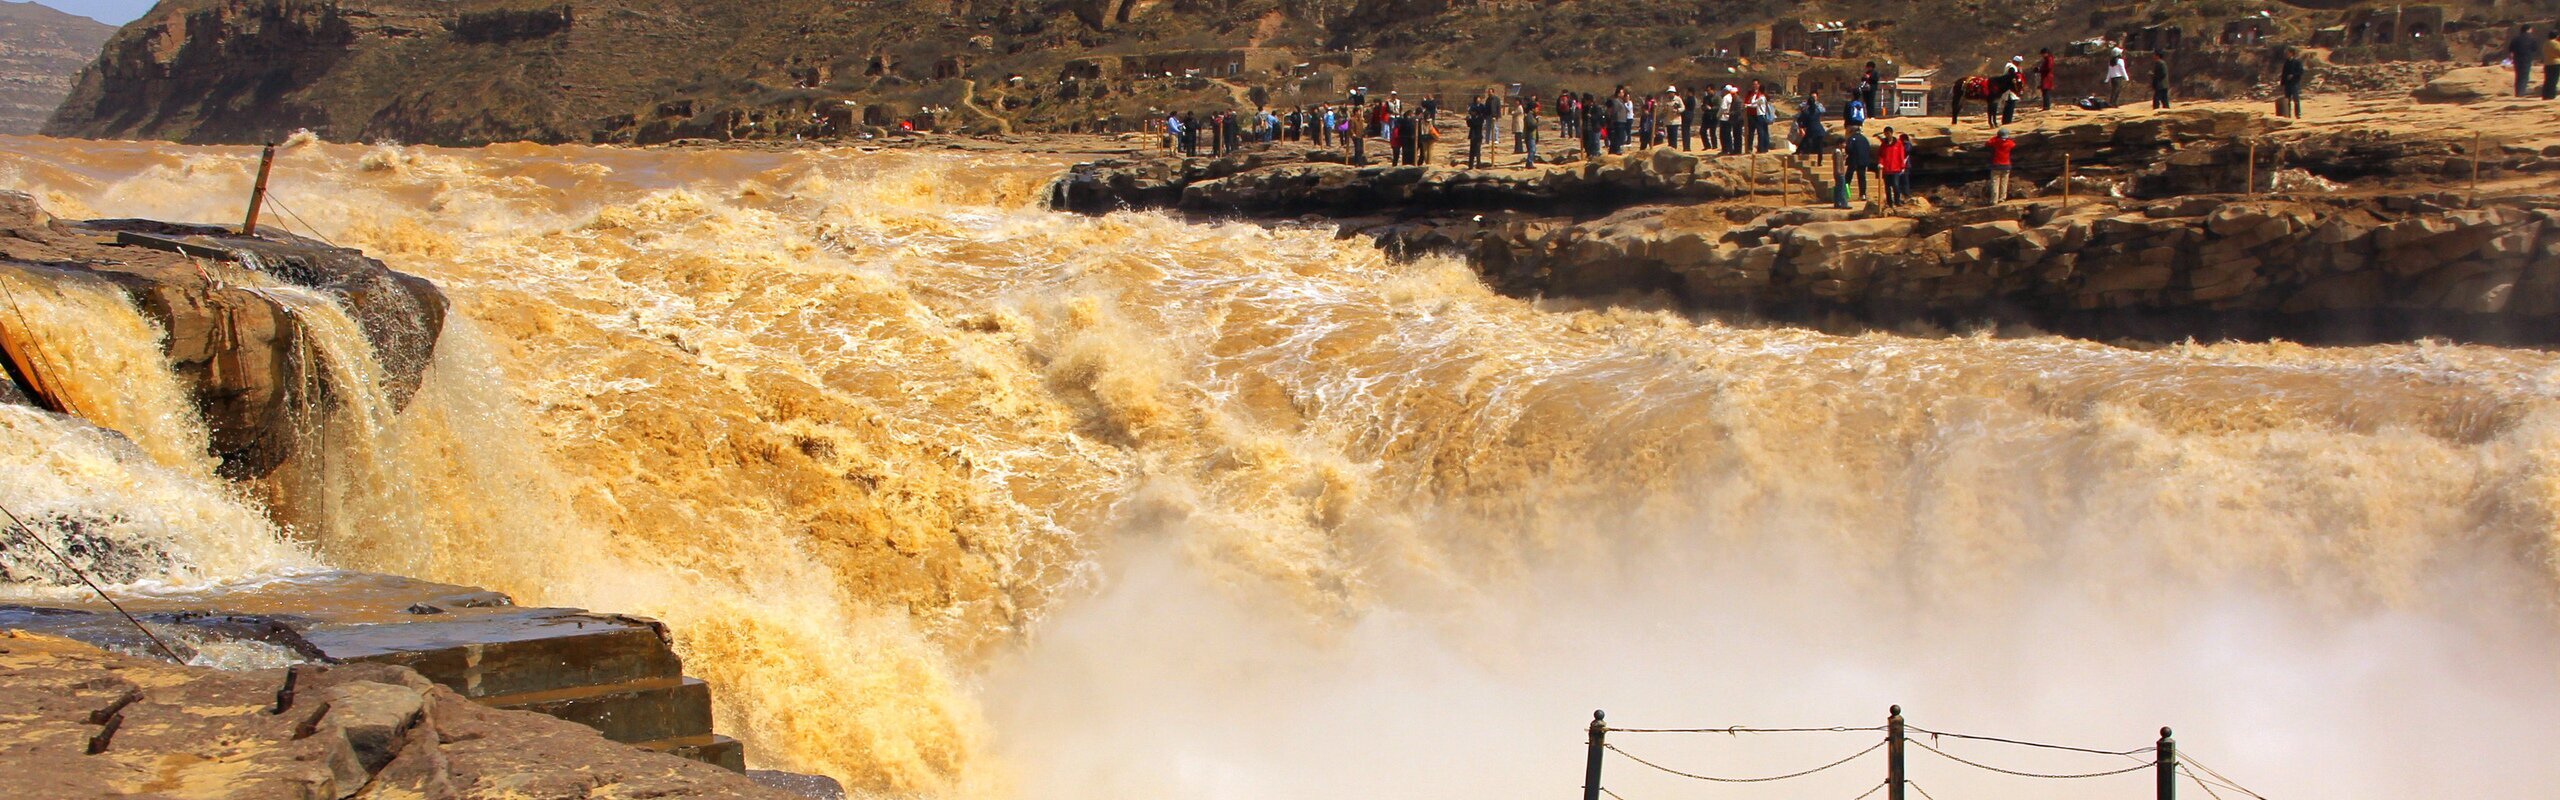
[{"left": 1580, "top": 707, "right": 2271, "bottom": 800}]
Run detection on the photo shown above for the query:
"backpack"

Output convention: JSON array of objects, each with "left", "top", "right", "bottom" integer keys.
[{"left": 1847, "top": 100, "right": 1867, "bottom": 126}]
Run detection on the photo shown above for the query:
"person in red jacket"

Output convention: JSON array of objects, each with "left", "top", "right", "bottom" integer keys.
[
  {"left": 1879, "top": 126, "right": 1910, "bottom": 207},
  {"left": 2038, "top": 48, "right": 2058, "bottom": 111},
  {"left": 1988, "top": 127, "right": 2017, "bottom": 203}
]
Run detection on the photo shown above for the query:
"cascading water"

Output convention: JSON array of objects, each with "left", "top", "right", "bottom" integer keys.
[{"left": 3, "top": 133, "right": 2558, "bottom": 799}]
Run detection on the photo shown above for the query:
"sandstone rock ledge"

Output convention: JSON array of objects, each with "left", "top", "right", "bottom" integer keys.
[
  {"left": 0, "top": 630, "right": 797, "bottom": 799},
  {"left": 1378, "top": 193, "right": 2560, "bottom": 343}
]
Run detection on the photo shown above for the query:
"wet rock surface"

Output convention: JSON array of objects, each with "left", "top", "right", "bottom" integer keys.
[
  {"left": 0, "top": 629, "right": 798, "bottom": 799},
  {"left": 0, "top": 192, "right": 447, "bottom": 477}
]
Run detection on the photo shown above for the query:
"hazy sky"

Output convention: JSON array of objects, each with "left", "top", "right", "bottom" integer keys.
[{"left": 39, "top": 0, "right": 153, "bottom": 25}]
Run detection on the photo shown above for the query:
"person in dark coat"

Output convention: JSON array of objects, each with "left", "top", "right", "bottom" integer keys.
[
  {"left": 1581, "top": 92, "right": 1605, "bottom": 157},
  {"left": 1844, "top": 126, "right": 1875, "bottom": 202},
  {"left": 2148, "top": 53, "right": 2172, "bottom": 110},
  {"left": 2278, "top": 49, "right": 2307, "bottom": 118},
  {"left": 2511, "top": 26, "right": 2541, "bottom": 97}
]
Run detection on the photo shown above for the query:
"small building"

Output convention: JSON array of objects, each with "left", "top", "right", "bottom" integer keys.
[
  {"left": 1893, "top": 69, "right": 1938, "bottom": 117},
  {"left": 1714, "top": 30, "right": 1761, "bottom": 59},
  {"left": 1771, "top": 20, "right": 1849, "bottom": 58}
]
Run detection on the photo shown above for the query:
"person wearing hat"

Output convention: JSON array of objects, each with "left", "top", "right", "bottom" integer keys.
[
  {"left": 1665, "top": 87, "right": 1690, "bottom": 152},
  {"left": 1719, "top": 85, "right": 1743, "bottom": 155},
  {"left": 2001, "top": 56, "right": 2025, "bottom": 124},
  {"left": 1988, "top": 127, "right": 2017, "bottom": 203},
  {"left": 2105, "top": 45, "right": 2130, "bottom": 106}
]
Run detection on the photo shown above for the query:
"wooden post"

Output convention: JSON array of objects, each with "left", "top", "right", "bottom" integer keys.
[
  {"left": 2063, "top": 154, "right": 2074, "bottom": 209},
  {"left": 1583, "top": 711, "right": 1608, "bottom": 800},
  {"left": 242, "top": 143, "right": 277, "bottom": 236},
  {"left": 1782, "top": 156, "right": 1795, "bottom": 205},
  {"left": 1887, "top": 706, "right": 1907, "bottom": 800},
  {"left": 2472, "top": 132, "right": 2484, "bottom": 206},
  {"left": 2246, "top": 142, "right": 2257, "bottom": 195},
  {"left": 2156, "top": 727, "right": 2177, "bottom": 800}
]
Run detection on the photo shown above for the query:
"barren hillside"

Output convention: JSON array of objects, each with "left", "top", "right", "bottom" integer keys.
[
  {"left": 38, "top": 0, "right": 2559, "bottom": 146},
  {"left": 0, "top": 1, "right": 111, "bottom": 135}
]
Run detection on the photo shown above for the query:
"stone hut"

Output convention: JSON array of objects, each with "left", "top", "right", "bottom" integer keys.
[{"left": 1771, "top": 19, "right": 1849, "bottom": 58}]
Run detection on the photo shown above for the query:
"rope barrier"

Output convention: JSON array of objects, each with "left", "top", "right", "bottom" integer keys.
[
  {"left": 0, "top": 502, "right": 184, "bottom": 662},
  {"left": 2182, "top": 766, "right": 2232, "bottom": 800},
  {"left": 1910, "top": 738, "right": 2157, "bottom": 779},
  {"left": 1600, "top": 788, "right": 1630, "bottom": 800},
  {"left": 1611, "top": 726, "right": 1887, "bottom": 734},
  {"left": 1908, "top": 781, "right": 1940, "bottom": 800},
  {"left": 1907, "top": 725, "right": 2157, "bottom": 757},
  {"left": 1847, "top": 782, "right": 1888, "bottom": 800},
  {"left": 262, "top": 194, "right": 340, "bottom": 249},
  {"left": 1607, "top": 740, "right": 1885, "bottom": 783},
  {"left": 2179, "top": 752, "right": 2273, "bottom": 800}
]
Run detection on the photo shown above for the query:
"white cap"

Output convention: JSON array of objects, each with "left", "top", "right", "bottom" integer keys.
[
  {"left": 2012, "top": 56, "right": 2025, "bottom": 63},
  {"left": 1668, "top": 86, "right": 1680, "bottom": 92}
]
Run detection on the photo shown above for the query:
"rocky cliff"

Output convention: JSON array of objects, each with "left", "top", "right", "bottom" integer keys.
[
  {"left": 0, "top": 191, "right": 445, "bottom": 478},
  {"left": 0, "top": 1, "right": 111, "bottom": 135},
  {"left": 0, "top": 629, "right": 799, "bottom": 799},
  {"left": 43, "top": 0, "right": 2536, "bottom": 146}
]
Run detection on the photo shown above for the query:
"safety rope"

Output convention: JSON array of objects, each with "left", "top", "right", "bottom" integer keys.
[
  {"left": 261, "top": 193, "right": 340, "bottom": 249},
  {"left": 1910, "top": 738, "right": 2156, "bottom": 779},
  {"left": 0, "top": 502, "right": 183, "bottom": 662},
  {"left": 2182, "top": 766, "right": 2233, "bottom": 800},
  {"left": 2179, "top": 752, "right": 2273, "bottom": 800},
  {"left": 1607, "top": 740, "right": 1885, "bottom": 783},
  {"left": 1611, "top": 725, "right": 1888, "bottom": 734},
  {"left": 1599, "top": 788, "right": 1629, "bottom": 800},
  {"left": 1908, "top": 725, "right": 2158, "bottom": 757},
  {"left": 1847, "top": 781, "right": 1888, "bottom": 800},
  {"left": 1908, "top": 781, "right": 1940, "bottom": 800}
]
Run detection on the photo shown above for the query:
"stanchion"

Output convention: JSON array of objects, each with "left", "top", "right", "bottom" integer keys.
[
  {"left": 2246, "top": 142, "right": 2257, "bottom": 195},
  {"left": 242, "top": 143, "right": 277, "bottom": 236},
  {"left": 2156, "top": 727, "right": 2177, "bottom": 800},
  {"left": 1887, "top": 706, "right": 1907, "bottom": 800},
  {"left": 2063, "top": 154, "right": 2074, "bottom": 209},
  {"left": 1584, "top": 711, "right": 1608, "bottom": 800}
]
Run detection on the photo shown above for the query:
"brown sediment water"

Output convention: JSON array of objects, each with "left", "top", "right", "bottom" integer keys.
[{"left": 2, "top": 133, "right": 2559, "bottom": 799}]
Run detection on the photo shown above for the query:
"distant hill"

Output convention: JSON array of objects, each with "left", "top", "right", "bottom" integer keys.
[
  {"left": 36, "top": 1, "right": 2546, "bottom": 147},
  {"left": 0, "top": 1, "right": 112, "bottom": 135}
]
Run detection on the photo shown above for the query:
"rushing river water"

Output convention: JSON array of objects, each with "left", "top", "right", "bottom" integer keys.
[{"left": 2, "top": 134, "right": 2558, "bottom": 798}]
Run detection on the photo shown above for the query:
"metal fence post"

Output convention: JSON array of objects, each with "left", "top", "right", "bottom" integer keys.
[
  {"left": 2157, "top": 727, "right": 2177, "bottom": 800},
  {"left": 1584, "top": 710, "right": 1608, "bottom": 800},
  {"left": 1888, "top": 706, "right": 1907, "bottom": 800}
]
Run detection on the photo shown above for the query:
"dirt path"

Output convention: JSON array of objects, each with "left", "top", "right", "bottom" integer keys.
[{"left": 956, "top": 79, "right": 1015, "bottom": 135}]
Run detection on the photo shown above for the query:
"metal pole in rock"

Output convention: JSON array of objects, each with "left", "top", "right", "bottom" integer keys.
[
  {"left": 243, "top": 143, "right": 277, "bottom": 236},
  {"left": 1887, "top": 706, "right": 1907, "bottom": 800},
  {"left": 2064, "top": 154, "right": 2074, "bottom": 208},
  {"left": 2156, "top": 727, "right": 2177, "bottom": 800},
  {"left": 1583, "top": 710, "right": 1608, "bottom": 800}
]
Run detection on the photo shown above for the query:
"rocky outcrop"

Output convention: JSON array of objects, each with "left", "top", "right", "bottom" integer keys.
[
  {"left": 0, "top": 192, "right": 446, "bottom": 477},
  {"left": 0, "top": 0, "right": 113, "bottom": 135},
  {"left": 0, "top": 629, "right": 799, "bottom": 799},
  {"left": 1394, "top": 193, "right": 2560, "bottom": 343},
  {"left": 1056, "top": 108, "right": 2560, "bottom": 218}
]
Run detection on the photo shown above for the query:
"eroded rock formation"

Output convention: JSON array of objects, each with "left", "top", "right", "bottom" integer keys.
[
  {"left": 0, "top": 191, "right": 446, "bottom": 477},
  {"left": 0, "top": 629, "right": 797, "bottom": 799}
]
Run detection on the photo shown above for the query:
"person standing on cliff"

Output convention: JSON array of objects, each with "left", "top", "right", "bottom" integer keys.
[
  {"left": 1748, "top": 82, "right": 1776, "bottom": 154},
  {"left": 1467, "top": 94, "right": 1493, "bottom": 168},
  {"left": 1988, "top": 127, "right": 2017, "bottom": 203},
  {"left": 2037, "top": 48, "right": 2058, "bottom": 111},
  {"left": 2511, "top": 26, "right": 2541, "bottom": 97},
  {"left": 1860, "top": 62, "right": 1883, "bottom": 119},
  {"left": 2000, "top": 57, "right": 2025, "bottom": 124},
  {"left": 1879, "top": 126, "right": 1909, "bottom": 207},
  {"left": 1717, "top": 86, "right": 1741, "bottom": 154},
  {"left": 2148, "top": 53, "right": 2172, "bottom": 110},
  {"left": 2542, "top": 31, "right": 2560, "bottom": 101},
  {"left": 2105, "top": 46, "right": 2130, "bottom": 106},
  {"left": 1612, "top": 86, "right": 1637, "bottom": 154},
  {"left": 1845, "top": 124, "right": 1876, "bottom": 203},
  {"left": 1797, "top": 92, "right": 1829, "bottom": 165},
  {"left": 1520, "top": 96, "right": 1543, "bottom": 167},
  {"left": 2279, "top": 49, "right": 2307, "bottom": 117},
  {"left": 1665, "top": 88, "right": 1689, "bottom": 151},
  {"left": 1581, "top": 92, "right": 1604, "bottom": 158}
]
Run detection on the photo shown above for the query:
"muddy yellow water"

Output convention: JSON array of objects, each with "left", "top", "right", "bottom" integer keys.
[{"left": 2, "top": 134, "right": 2556, "bottom": 799}]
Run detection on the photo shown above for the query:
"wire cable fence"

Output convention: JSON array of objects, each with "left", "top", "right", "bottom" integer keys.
[{"left": 1577, "top": 707, "right": 2274, "bottom": 800}]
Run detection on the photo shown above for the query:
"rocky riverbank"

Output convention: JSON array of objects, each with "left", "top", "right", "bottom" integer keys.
[
  {"left": 0, "top": 191, "right": 444, "bottom": 478},
  {"left": 1052, "top": 84, "right": 2560, "bottom": 343},
  {"left": 0, "top": 628, "right": 799, "bottom": 799}
]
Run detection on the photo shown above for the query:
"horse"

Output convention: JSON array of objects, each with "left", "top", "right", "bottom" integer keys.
[{"left": 1947, "top": 74, "right": 2017, "bottom": 127}]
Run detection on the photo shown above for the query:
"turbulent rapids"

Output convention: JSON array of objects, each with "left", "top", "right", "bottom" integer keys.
[{"left": 3, "top": 135, "right": 2560, "bottom": 798}]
